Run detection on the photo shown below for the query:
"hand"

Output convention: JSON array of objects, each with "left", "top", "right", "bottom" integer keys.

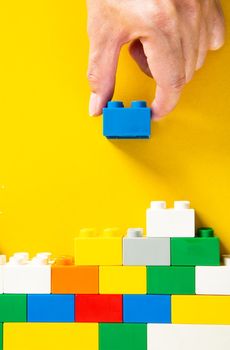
[{"left": 87, "top": 0, "right": 225, "bottom": 119}]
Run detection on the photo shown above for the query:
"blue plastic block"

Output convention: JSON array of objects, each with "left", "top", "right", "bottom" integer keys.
[
  {"left": 27, "top": 294, "right": 75, "bottom": 322},
  {"left": 103, "top": 101, "right": 151, "bottom": 139},
  {"left": 123, "top": 295, "right": 171, "bottom": 323}
]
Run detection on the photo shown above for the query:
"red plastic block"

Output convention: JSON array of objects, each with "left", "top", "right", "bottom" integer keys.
[{"left": 75, "top": 294, "right": 123, "bottom": 323}]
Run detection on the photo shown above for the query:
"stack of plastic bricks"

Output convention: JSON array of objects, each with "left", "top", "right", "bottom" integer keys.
[{"left": 1, "top": 200, "right": 230, "bottom": 350}]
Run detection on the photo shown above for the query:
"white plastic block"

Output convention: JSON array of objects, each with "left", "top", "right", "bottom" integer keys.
[
  {"left": 0, "top": 255, "right": 6, "bottom": 293},
  {"left": 222, "top": 255, "right": 230, "bottom": 266},
  {"left": 196, "top": 265, "right": 230, "bottom": 295},
  {"left": 123, "top": 228, "right": 170, "bottom": 265},
  {"left": 0, "top": 267, "right": 4, "bottom": 294},
  {"left": 148, "top": 324, "right": 230, "bottom": 350},
  {"left": 3, "top": 252, "right": 52, "bottom": 294},
  {"left": 146, "top": 201, "right": 195, "bottom": 237}
]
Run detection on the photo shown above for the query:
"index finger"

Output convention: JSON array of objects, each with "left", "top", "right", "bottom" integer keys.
[{"left": 141, "top": 30, "right": 186, "bottom": 119}]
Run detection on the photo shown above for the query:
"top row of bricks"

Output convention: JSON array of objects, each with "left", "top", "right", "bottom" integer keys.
[{"left": 76, "top": 201, "right": 196, "bottom": 238}]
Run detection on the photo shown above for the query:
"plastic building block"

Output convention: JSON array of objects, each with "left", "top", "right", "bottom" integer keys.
[
  {"left": 196, "top": 264, "right": 230, "bottom": 295},
  {"left": 148, "top": 324, "right": 230, "bottom": 350},
  {"left": 0, "top": 256, "right": 6, "bottom": 294},
  {"left": 0, "top": 294, "right": 27, "bottom": 322},
  {"left": 75, "top": 294, "right": 122, "bottom": 322},
  {"left": 123, "top": 295, "right": 171, "bottom": 323},
  {"left": 222, "top": 255, "right": 230, "bottom": 266},
  {"left": 123, "top": 228, "right": 170, "bottom": 266},
  {"left": 27, "top": 294, "right": 75, "bottom": 322},
  {"left": 74, "top": 228, "right": 123, "bottom": 266},
  {"left": 171, "top": 228, "right": 220, "bottom": 266},
  {"left": 172, "top": 295, "right": 230, "bottom": 324},
  {"left": 103, "top": 101, "right": 151, "bottom": 139},
  {"left": 147, "top": 266, "right": 195, "bottom": 294},
  {"left": 146, "top": 201, "right": 195, "bottom": 237},
  {"left": 3, "top": 252, "right": 52, "bottom": 293},
  {"left": 4, "top": 323, "right": 99, "bottom": 350},
  {"left": 99, "top": 266, "right": 146, "bottom": 294},
  {"left": 51, "top": 256, "right": 99, "bottom": 294},
  {"left": 99, "top": 323, "right": 147, "bottom": 350}
]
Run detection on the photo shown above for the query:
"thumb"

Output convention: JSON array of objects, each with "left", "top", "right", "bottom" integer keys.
[{"left": 87, "top": 37, "right": 121, "bottom": 116}]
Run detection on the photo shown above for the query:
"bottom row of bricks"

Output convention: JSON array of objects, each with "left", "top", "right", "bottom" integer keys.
[{"left": 2, "top": 323, "right": 230, "bottom": 350}]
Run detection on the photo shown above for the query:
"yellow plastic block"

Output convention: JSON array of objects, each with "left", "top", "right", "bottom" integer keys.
[
  {"left": 4, "top": 323, "right": 98, "bottom": 350},
  {"left": 172, "top": 295, "right": 230, "bottom": 324},
  {"left": 75, "top": 228, "right": 123, "bottom": 265},
  {"left": 99, "top": 266, "right": 146, "bottom": 294}
]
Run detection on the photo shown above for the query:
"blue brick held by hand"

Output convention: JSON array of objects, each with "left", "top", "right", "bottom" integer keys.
[{"left": 103, "top": 101, "right": 151, "bottom": 139}]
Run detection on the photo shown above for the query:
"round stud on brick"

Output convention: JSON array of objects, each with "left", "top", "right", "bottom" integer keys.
[
  {"left": 107, "top": 101, "right": 124, "bottom": 108},
  {"left": 126, "top": 228, "right": 144, "bottom": 238},
  {"left": 174, "top": 201, "right": 190, "bottom": 209},
  {"left": 150, "top": 201, "right": 166, "bottom": 209},
  {"left": 54, "top": 255, "right": 74, "bottom": 266},
  {"left": 78, "top": 228, "right": 97, "bottom": 238},
  {"left": 14, "top": 252, "right": 29, "bottom": 259},
  {"left": 13, "top": 252, "right": 29, "bottom": 264},
  {"left": 0, "top": 255, "right": 6, "bottom": 265},
  {"left": 36, "top": 252, "right": 52, "bottom": 260},
  {"left": 131, "top": 101, "right": 147, "bottom": 108},
  {"left": 197, "top": 227, "right": 214, "bottom": 238},
  {"left": 31, "top": 256, "right": 48, "bottom": 265},
  {"left": 102, "top": 227, "right": 122, "bottom": 237},
  {"left": 10, "top": 255, "right": 28, "bottom": 265},
  {"left": 222, "top": 255, "right": 230, "bottom": 266}
]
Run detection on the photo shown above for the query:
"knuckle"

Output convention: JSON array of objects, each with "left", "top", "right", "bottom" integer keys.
[
  {"left": 87, "top": 71, "right": 98, "bottom": 85},
  {"left": 170, "top": 75, "right": 186, "bottom": 91},
  {"left": 183, "top": 0, "right": 201, "bottom": 20},
  {"left": 87, "top": 49, "right": 101, "bottom": 86},
  {"left": 152, "top": 5, "right": 177, "bottom": 33},
  {"left": 87, "top": 67, "right": 100, "bottom": 89},
  {"left": 155, "top": 14, "right": 174, "bottom": 33}
]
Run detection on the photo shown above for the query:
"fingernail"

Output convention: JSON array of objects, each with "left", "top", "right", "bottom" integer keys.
[{"left": 89, "top": 93, "right": 101, "bottom": 116}]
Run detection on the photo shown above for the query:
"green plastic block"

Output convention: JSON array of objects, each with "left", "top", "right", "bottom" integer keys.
[
  {"left": 147, "top": 266, "right": 195, "bottom": 294},
  {"left": 171, "top": 235, "right": 220, "bottom": 266},
  {"left": 0, "top": 294, "right": 27, "bottom": 322},
  {"left": 99, "top": 323, "right": 147, "bottom": 350}
]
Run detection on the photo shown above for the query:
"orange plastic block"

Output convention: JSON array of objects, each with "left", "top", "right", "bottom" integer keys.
[{"left": 51, "top": 257, "right": 99, "bottom": 294}]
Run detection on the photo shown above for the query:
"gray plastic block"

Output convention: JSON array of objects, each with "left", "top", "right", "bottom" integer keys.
[{"left": 123, "top": 229, "right": 170, "bottom": 266}]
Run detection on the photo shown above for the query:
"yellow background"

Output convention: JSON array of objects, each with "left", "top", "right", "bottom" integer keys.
[{"left": 0, "top": 1, "right": 230, "bottom": 257}]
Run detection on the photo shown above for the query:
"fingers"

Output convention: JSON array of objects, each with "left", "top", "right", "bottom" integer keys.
[
  {"left": 180, "top": 20, "right": 200, "bottom": 82},
  {"left": 87, "top": 35, "right": 121, "bottom": 116},
  {"left": 208, "top": 0, "right": 225, "bottom": 50},
  {"left": 177, "top": 2, "right": 201, "bottom": 82},
  {"left": 141, "top": 29, "right": 186, "bottom": 119},
  {"left": 87, "top": 0, "right": 225, "bottom": 120},
  {"left": 196, "top": 0, "right": 225, "bottom": 71},
  {"left": 129, "top": 40, "right": 152, "bottom": 77},
  {"left": 196, "top": 17, "right": 209, "bottom": 70}
]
